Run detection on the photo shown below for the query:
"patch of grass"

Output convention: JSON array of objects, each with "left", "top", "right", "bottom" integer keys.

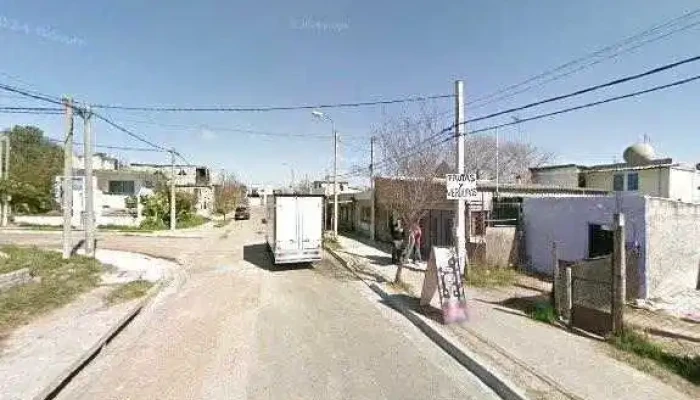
[
  {"left": 528, "top": 301, "right": 557, "bottom": 324},
  {"left": 105, "top": 280, "right": 154, "bottom": 305},
  {"left": 99, "top": 224, "right": 155, "bottom": 233},
  {"left": 0, "top": 246, "right": 105, "bottom": 334},
  {"left": 177, "top": 215, "right": 209, "bottom": 229},
  {"left": 15, "top": 223, "right": 61, "bottom": 231},
  {"left": 464, "top": 266, "right": 517, "bottom": 288},
  {"left": 323, "top": 237, "right": 341, "bottom": 251},
  {"left": 611, "top": 329, "right": 700, "bottom": 385}
]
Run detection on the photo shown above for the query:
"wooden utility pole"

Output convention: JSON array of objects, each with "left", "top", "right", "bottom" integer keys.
[
  {"left": 612, "top": 213, "right": 626, "bottom": 335},
  {"left": 83, "top": 107, "right": 96, "bottom": 257},
  {"left": 370, "top": 136, "right": 376, "bottom": 241},
  {"left": 62, "top": 98, "right": 74, "bottom": 259},
  {"left": 170, "top": 149, "right": 176, "bottom": 231}
]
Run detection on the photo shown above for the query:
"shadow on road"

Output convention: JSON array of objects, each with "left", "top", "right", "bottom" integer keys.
[
  {"left": 379, "top": 293, "right": 444, "bottom": 325},
  {"left": 243, "top": 243, "right": 313, "bottom": 272}
]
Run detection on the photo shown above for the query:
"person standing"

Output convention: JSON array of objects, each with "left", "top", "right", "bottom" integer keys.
[
  {"left": 411, "top": 223, "right": 423, "bottom": 263},
  {"left": 390, "top": 218, "right": 404, "bottom": 264}
]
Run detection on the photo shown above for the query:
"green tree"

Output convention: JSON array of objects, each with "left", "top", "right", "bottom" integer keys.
[
  {"left": 140, "top": 189, "right": 196, "bottom": 229},
  {"left": 214, "top": 173, "right": 244, "bottom": 220},
  {"left": 2, "top": 126, "right": 64, "bottom": 213}
]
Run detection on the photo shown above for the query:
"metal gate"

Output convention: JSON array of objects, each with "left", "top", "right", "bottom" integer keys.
[{"left": 570, "top": 259, "right": 613, "bottom": 336}]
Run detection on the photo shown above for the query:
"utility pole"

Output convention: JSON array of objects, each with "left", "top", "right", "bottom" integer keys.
[
  {"left": 333, "top": 126, "right": 338, "bottom": 238},
  {"left": 170, "top": 149, "right": 176, "bottom": 231},
  {"left": 495, "top": 127, "right": 500, "bottom": 198},
  {"left": 83, "top": 107, "right": 96, "bottom": 257},
  {"left": 454, "top": 80, "right": 466, "bottom": 275},
  {"left": 370, "top": 136, "right": 376, "bottom": 241},
  {"left": 612, "top": 213, "right": 626, "bottom": 335},
  {"left": 62, "top": 98, "right": 74, "bottom": 259},
  {"left": 0, "top": 134, "right": 8, "bottom": 227}
]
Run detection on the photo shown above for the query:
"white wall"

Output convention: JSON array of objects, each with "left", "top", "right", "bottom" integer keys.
[
  {"left": 522, "top": 195, "right": 647, "bottom": 279},
  {"left": 668, "top": 168, "right": 698, "bottom": 203},
  {"left": 646, "top": 198, "right": 700, "bottom": 298}
]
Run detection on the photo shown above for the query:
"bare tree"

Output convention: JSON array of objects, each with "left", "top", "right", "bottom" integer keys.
[
  {"left": 449, "top": 135, "right": 553, "bottom": 182},
  {"left": 214, "top": 173, "right": 244, "bottom": 220},
  {"left": 374, "top": 109, "right": 449, "bottom": 283},
  {"left": 293, "top": 177, "right": 313, "bottom": 194}
]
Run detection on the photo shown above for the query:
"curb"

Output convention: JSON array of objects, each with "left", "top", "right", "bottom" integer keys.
[
  {"left": 33, "top": 264, "right": 174, "bottom": 400},
  {"left": 324, "top": 245, "right": 529, "bottom": 400}
]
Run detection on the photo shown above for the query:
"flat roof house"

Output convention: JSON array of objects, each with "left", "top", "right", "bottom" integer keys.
[{"left": 530, "top": 142, "right": 700, "bottom": 203}]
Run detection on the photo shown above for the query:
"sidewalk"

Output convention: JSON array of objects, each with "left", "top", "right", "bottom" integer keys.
[
  {"left": 331, "top": 235, "right": 695, "bottom": 400},
  {"left": 0, "top": 249, "right": 177, "bottom": 400}
]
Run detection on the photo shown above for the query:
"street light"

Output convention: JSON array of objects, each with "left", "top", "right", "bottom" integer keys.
[{"left": 312, "top": 110, "right": 338, "bottom": 238}]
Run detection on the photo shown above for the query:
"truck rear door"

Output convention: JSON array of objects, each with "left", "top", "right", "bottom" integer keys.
[
  {"left": 298, "top": 197, "right": 322, "bottom": 250},
  {"left": 275, "top": 197, "right": 299, "bottom": 251}
]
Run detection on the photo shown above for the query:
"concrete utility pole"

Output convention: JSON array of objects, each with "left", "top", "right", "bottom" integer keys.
[
  {"left": 612, "top": 213, "right": 626, "bottom": 335},
  {"left": 83, "top": 107, "right": 96, "bottom": 257},
  {"left": 0, "top": 134, "right": 8, "bottom": 227},
  {"left": 170, "top": 149, "right": 176, "bottom": 231},
  {"left": 62, "top": 98, "right": 74, "bottom": 259},
  {"left": 333, "top": 126, "right": 338, "bottom": 238},
  {"left": 454, "top": 80, "right": 466, "bottom": 275},
  {"left": 370, "top": 136, "right": 376, "bottom": 241},
  {"left": 311, "top": 110, "right": 338, "bottom": 237}
]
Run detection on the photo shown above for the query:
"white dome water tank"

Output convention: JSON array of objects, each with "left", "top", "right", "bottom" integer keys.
[{"left": 623, "top": 143, "right": 656, "bottom": 166}]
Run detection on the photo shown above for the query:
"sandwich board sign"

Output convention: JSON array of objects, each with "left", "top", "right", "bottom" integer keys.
[
  {"left": 420, "top": 246, "right": 468, "bottom": 324},
  {"left": 446, "top": 173, "right": 477, "bottom": 200}
]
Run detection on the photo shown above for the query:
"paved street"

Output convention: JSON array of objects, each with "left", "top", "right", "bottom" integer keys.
[{"left": 1, "top": 209, "right": 499, "bottom": 400}]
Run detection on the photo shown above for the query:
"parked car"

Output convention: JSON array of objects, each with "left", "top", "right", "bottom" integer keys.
[{"left": 234, "top": 206, "right": 250, "bottom": 220}]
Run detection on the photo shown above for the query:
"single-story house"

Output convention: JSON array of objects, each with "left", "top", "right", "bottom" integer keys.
[{"left": 523, "top": 194, "right": 700, "bottom": 300}]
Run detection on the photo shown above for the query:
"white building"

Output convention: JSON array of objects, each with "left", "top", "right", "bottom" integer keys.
[
  {"left": 129, "top": 163, "right": 215, "bottom": 216},
  {"left": 530, "top": 143, "right": 700, "bottom": 203}
]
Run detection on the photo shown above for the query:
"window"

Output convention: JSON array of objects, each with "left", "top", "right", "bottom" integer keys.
[
  {"left": 588, "top": 224, "right": 613, "bottom": 258},
  {"left": 627, "top": 172, "right": 639, "bottom": 191},
  {"left": 613, "top": 174, "right": 624, "bottom": 191},
  {"left": 108, "top": 180, "right": 135, "bottom": 195}
]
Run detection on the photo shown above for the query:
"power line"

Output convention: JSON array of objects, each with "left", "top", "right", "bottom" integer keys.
[
  {"left": 0, "top": 82, "right": 65, "bottom": 107},
  {"left": 104, "top": 117, "right": 337, "bottom": 139},
  {"left": 345, "top": 73, "right": 700, "bottom": 179},
  {"left": 6, "top": 135, "right": 166, "bottom": 152},
  {"left": 468, "top": 8, "right": 700, "bottom": 108},
  {"left": 466, "top": 54, "right": 700, "bottom": 125},
  {"left": 88, "top": 94, "right": 454, "bottom": 113},
  {"left": 0, "top": 109, "right": 63, "bottom": 115},
  {"left": 91, "top": 112, "right": 170, "bottom": 152},
  {"left": 469, "top": 73, "right": 700, "bottom": 134}
]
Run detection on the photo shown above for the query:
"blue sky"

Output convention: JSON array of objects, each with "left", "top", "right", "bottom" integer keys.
[{"left": 1, "top": 0, "right": 700, "bottom": 188}]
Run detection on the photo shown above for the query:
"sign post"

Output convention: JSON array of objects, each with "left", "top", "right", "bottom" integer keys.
[
  {"left": 419, "top": 172, "right": 477, "bottom": 324},
  {"left": 420, "top": 247, "right": 468, "bottom": 324}
]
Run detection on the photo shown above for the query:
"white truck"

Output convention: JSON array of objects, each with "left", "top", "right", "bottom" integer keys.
[{"left": 266, "top": 194, "right": 324, "bottom": 264}]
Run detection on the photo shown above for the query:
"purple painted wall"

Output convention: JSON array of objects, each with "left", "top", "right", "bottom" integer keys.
[{"left": 522, "top": 195, "right": 647, "bottom": 297}]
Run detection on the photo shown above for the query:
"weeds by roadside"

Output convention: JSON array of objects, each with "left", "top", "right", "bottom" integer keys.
[
  {"left": 464, "top": 266, "right": 517, "bottom": 288},
  {"left": 611, "top": 329, "right": 700, "bottom": 385},
  {"left": 0, "top": 246, "right": 106, "bottom": 335},
  {"left": 323, "top": 236, "right": 341, "bottom": 251},
  {"left": 528, "top": 301, "right": 557, "bottom": 324},
  {"left": 105, "top": 280, "right": 154, "bottom": 305}
]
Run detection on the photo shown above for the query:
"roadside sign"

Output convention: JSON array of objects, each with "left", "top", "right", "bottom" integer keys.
[
  {"left": 445, "top": 173, "right": 477, "bottom": 200},
  {"left": 419, "top": 247, "right": 468, "bottom": 324}
]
